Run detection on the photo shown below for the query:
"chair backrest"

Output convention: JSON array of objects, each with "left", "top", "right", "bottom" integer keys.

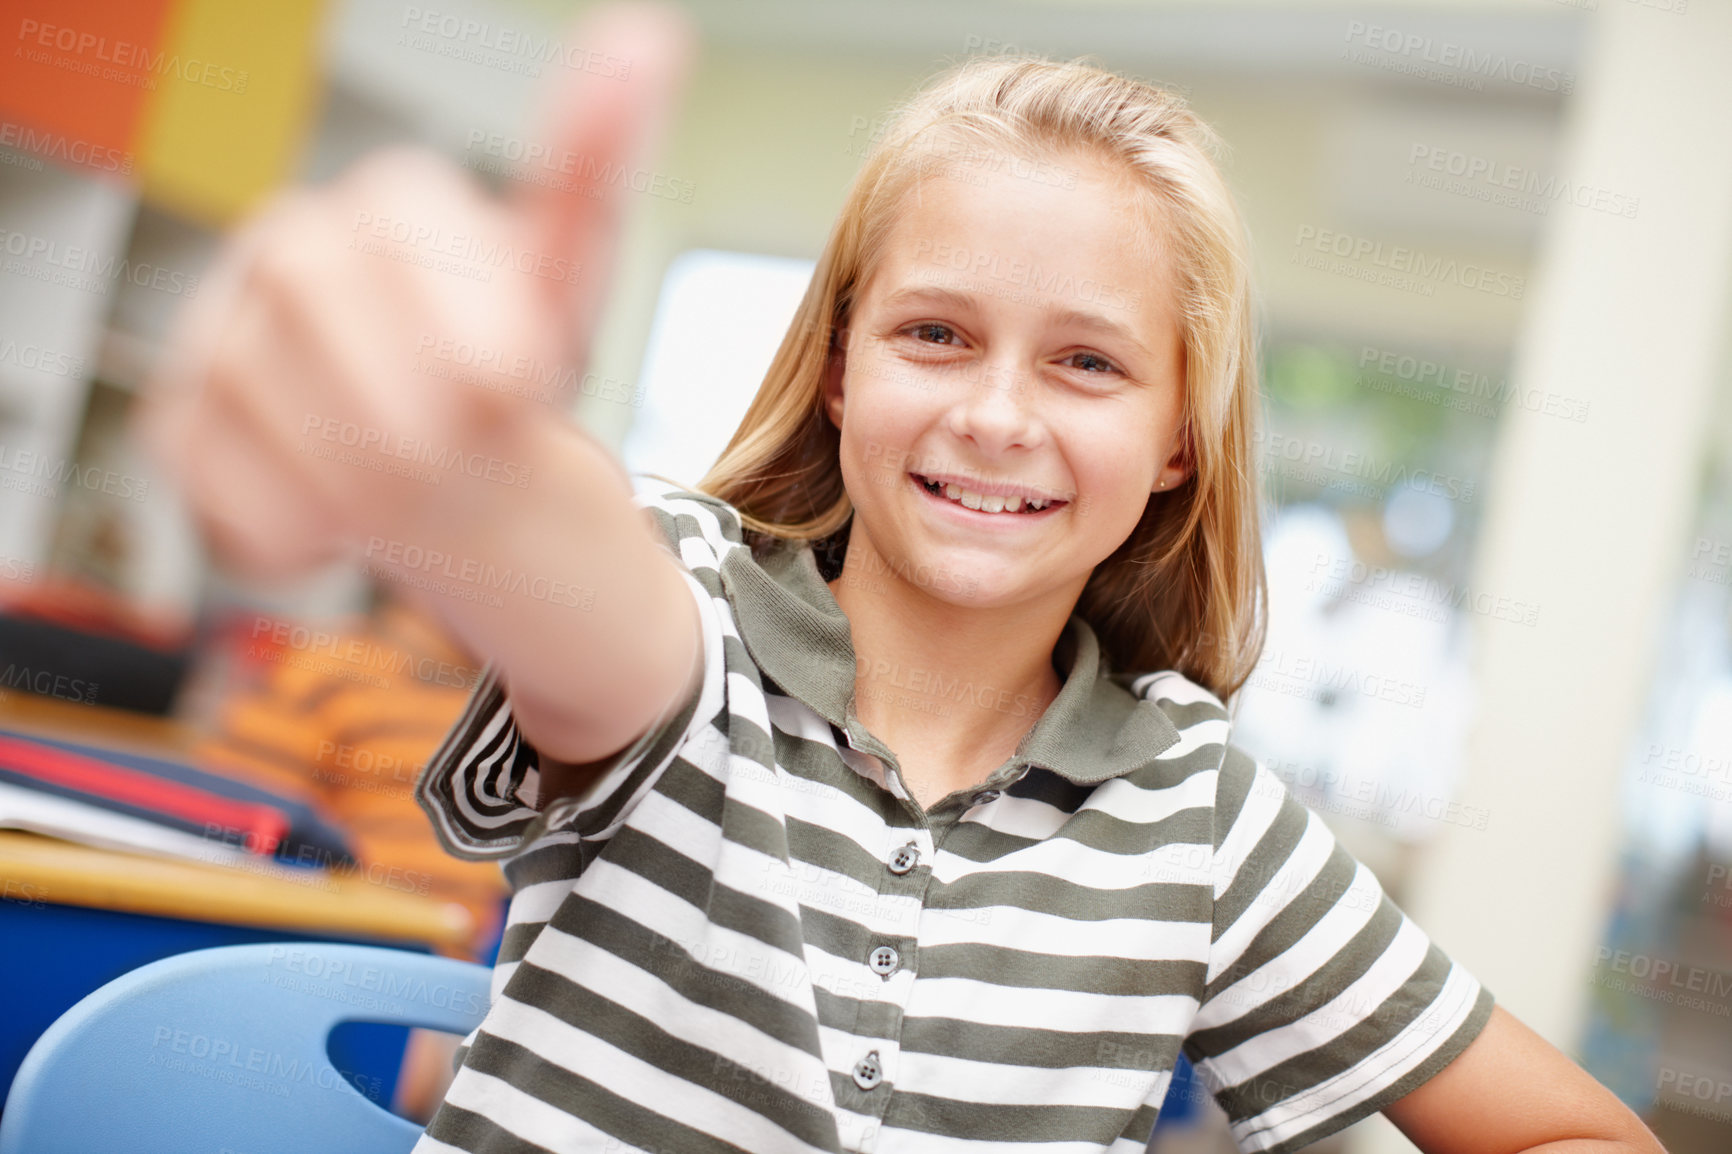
[{"left": 0, "top": 941, "right": 490, "bottom": 1154}]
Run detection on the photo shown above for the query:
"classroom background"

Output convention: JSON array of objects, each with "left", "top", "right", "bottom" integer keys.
[{"left": 0, "top": 0, "right": 1729, "bottom": 1150}]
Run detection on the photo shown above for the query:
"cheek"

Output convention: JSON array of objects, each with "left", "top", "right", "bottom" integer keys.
[
  {"left": 1063, "top": 411, "right": 1164, "bottom": 533},
  {"left": 841, "top": 380, "right": 925, "bottom": 494},
  {"left": 1069, "top": 409, "right": 1160, "bottom": 485}
]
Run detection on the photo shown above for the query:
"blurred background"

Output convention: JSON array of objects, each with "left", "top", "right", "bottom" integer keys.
[{"left": 0, "top": 0, "right": 1729, "bottom": 1150}]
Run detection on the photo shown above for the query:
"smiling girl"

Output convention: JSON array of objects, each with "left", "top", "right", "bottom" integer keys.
[{"left": 138, "top": 5, "right": 1662, "bottom": 1152}]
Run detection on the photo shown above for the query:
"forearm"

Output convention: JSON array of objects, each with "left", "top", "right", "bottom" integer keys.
[{"left": 370, "top": 415, "right": 696, "bottom": 763}]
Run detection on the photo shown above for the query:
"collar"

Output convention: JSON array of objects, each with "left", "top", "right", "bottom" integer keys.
[{"left": 718, "top": 537, "right": 1181, "bottom": 785}]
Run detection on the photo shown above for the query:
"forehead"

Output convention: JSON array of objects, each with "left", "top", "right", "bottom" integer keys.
[{"left": 863, "top": 142, "right": 1173, "bottom": 322}]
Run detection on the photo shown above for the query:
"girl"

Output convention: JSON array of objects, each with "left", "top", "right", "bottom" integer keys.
[{"left": 139, "top": 5, "right": 1662, "bottom": 1152}]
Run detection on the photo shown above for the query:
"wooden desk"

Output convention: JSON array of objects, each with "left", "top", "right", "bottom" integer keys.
[{"left": 0, "top": 830, "right": 473, "bottom": 949}]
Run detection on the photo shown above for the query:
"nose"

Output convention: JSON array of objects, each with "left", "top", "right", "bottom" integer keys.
[{"left": 944, "top": 354, "right": 1044, "bottom": 455}]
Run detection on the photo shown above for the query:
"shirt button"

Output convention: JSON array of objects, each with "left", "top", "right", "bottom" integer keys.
[
  {"left": 868, "top": 945, "right": 900, "bottom": 976},
  {"left": 852, "top": 1050, "right": 884, "bottom": 1090},
  {"left": 888, "top": 843, "right": 920, "bottom": 875},
  {"left": 971, "top": 789, "right": 1001, "bottom": 807}
]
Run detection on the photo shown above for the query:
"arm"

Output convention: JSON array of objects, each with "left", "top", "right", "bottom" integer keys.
[
  {"left": 410, "top": 486, "right": 727, "bottom": 860},
  {"left": 1183, "top": 742, "right": 1663, "bottom": 1154},
  {"left": 393, "top": 414, "right": 704, "bottom": 772},
  {"left": 1383, "top": 1005, "right": 1664, "bottom": 1154},
  {"left": 133, "top": 3, "right": 700, "bottom": 780}
]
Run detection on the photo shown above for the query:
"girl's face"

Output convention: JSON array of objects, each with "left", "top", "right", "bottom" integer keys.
[{"left": 825, "top": 144, "right": 1190, "bottom": 612}]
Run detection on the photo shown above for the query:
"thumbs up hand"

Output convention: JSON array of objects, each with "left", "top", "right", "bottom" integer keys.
[{"left": 135, "top": 1, "right": 697, "bottom": 582}]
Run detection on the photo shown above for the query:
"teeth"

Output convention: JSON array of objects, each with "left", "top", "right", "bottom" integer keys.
[{"left": 923, "top": 476, "right": 1051, "bottom": 514}]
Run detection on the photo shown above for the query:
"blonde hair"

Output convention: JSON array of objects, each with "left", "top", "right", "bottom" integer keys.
[{"left": 696, "top": 54, "right": 1267, "bottom": 700}]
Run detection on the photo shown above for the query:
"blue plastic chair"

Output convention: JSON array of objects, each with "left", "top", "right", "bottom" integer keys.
[{"left": 0, "top": 942, "right": 490, "bottom": 1154}]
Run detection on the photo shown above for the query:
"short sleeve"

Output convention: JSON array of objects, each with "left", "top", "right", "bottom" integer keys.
[
  {"left": 1182, "top": 743, "right": 1496, "bottom": 1153},
  {"left": 413, "top": 482, "right": 741, "bottom": 862}
]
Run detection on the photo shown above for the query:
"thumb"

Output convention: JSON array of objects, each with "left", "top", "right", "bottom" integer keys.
[{"left": 511, "top": 0, "right": 698, "bottom": 371}]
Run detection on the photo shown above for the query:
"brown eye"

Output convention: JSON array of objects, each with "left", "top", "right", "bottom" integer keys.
[
  {"left": 1069, "top": 351, "right": 1119, "bottom": 374},
  {"left": 909, "top": 323, "right": 956, "bottom": 344}
]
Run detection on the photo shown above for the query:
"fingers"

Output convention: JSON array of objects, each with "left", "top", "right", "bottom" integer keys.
[
  {"left": 133, "top": 189, "right": 351, "bottom": 578},
  {"left": 176, "top": 362, "right": 347, "bottom": 581},
  {"left": 138, "top": 181, "right": 433, "bottom": 579},
  {"left": 133, "top": 187, "right": 321, "bottom": 493},
  {"left": 228, "top": 215, "right": 462, "bottom": 545},
  {"left": 184, "top": 247, "right": 359, "bottom": 577}
]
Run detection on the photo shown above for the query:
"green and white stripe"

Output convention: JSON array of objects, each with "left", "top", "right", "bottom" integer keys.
[{"left": 412, "top": 484, "right": 1493, "bottom": 1154}]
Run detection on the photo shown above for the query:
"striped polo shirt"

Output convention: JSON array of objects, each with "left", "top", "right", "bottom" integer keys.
[{"left": 412, "top": 483, "right": 1495, "bottom": 1154}]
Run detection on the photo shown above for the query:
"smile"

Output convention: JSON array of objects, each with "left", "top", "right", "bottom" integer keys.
[{"left": 909, "top": 472, "right": 1068, "bottom": 516}]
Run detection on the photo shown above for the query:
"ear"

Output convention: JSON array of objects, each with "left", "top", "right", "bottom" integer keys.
[
  {"left": 1153, "top": 467, "right": 1189, "bottom": 493},
  {"left": 1154, "top": 422, "right": 1195, "bottom": 493},
  {"left": 822, "top": 330, "right": 848, "bottom": 428}
]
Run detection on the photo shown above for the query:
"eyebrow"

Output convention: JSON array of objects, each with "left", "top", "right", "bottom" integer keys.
[{"left": 878, "top": 283, "right": 1148, "bottom": 355}]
